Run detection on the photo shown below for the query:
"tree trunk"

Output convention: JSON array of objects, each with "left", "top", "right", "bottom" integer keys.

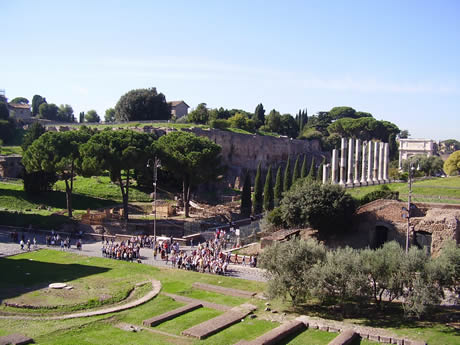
[
  {"left": 183, "top": 176, "right": 190, "bottom": 218},
  {"left": 119, "top": 172, "right": 130, "bottom": 222},
  {"left": 65, "top": 178, "right": 73, "bottom": 218}
]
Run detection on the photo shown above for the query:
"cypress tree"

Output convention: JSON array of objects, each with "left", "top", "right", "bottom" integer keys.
[
  {"left": 263, "top": 166, "right": 274, "bottom": 212},
  {"left": 307, "top": 157, "right": 316, "bottom": 181},
  {"left": 292, "top": 155, "right": 300, "bottom": 184},
  {"left": 274, "top": 166, "right": 283, "bottom": 206},
  {"left": 283, "top": 157, "right": 292, "bottom": 192},
  {"left": 253, "top": 162, "right": 263, "bottom": 214},
  {"left": 300, "top": 155, "right": 308, "bottom": 179},
  {"left": 240, "top": 172, "right": 252, "bottom": 217}
]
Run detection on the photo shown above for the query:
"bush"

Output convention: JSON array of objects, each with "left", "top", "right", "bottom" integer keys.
[
  {"left": 210, "top": 119, "right": 230, "bottom": 130},
  {"left": 228, "top": 113, "right": 256, "bottom": 132},
  {"left": 266, "top": 207, "right": 283, "bottom": 227},
  {"left": 360, "top": 188, "right": 399, "bottom": 205},
  {"left": 278, "top": 181, "right": 356, "bottom": 236},
  {"left": 260, "top": 238, "right": 326, "bottom": 305}
]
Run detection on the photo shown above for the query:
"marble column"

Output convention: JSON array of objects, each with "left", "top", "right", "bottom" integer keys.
[
  {"left": 331, "top": 149, "right": 338, "bottom": 184},
  {"left": 339, "top": 138, "right": 347, "bottom": 186},
  {"left": 373, "top": 141, "right": 379, "bottom": 184},
  {"left": 378, "top": 142, "right": 384, "bottom": 183},
  {"left": 360, "top": 141, "right": 368, "bottom": 185},
  {"left": 354, "top": 139, "right": 361, "bottom": 185},
  {"left": 367, "top": 141, "right": 373, "bottom": 184},
  {"left": 383, "top": 142, "right": 389, "bottom": 182},
  {"left": 347, "top": 138, "right": 354, "bottom": 186},
  {"left": 322, "top": 164, "right": 329, "bottom": 184}
]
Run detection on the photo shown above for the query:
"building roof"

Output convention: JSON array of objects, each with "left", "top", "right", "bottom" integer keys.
[
  {"left": 168, "top": 100, "right": 189, "bottom": 108},
  {"left": 8, "top": 103, "right": 31, "bottom": 109}
]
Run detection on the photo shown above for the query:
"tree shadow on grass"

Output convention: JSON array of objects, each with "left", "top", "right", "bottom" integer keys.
[
  {"left": 0, "top": 188, "right": 118, "bottom": 211},
  {"left": 0, "top": 257, "right": 110, "bottom": 304},
  {"left": 0, "top": 211, "right": 71, "bottom": 228}
]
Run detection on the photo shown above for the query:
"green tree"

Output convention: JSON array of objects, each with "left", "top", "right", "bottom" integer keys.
[
  {"left": 187, "top": 103, "right": 209, "bottom": 124},
  {"left": 10, "top": 97, "right": 29, "bottom": 104},
  {"left": 31, "top": 95, "right": 46, "bottom": 116},
  {"left": 84, "top": 110, "right": 100, "bottom": 123},
  {"left": 38, "top": 103, "right": 59, "bottom": 120},
  {"left": 292, "top": 155, "right": 300, "bottom": 184},
  {"left": 80, "top": 130, "right": 154, "bottom": 220},
  {"left": 114, "top": 87, "right": 170, "bottom": 121},
  {"left": 403, "top": 154, "right": 444, "bottom": 176},
  {"left": 283, "top": 158, "right": 291, "bottom": 192},
  {"left": 307, "top": 157, "right": 316, "bottom": 181},
  {"left": 328, "top": 106, "right": 357, "bottom": 120},
  {"left": 441, "top": 139, "right": 460, "bottom": 154},
  {"left": 399, "top": 129, "right": 410, "bottom": 139},
  {"left": 300, "top": 155, "right": 308, "bottom": 179},
  {"left": 79, "top": 112, "right": 85, "bottom": 123},
  {"left": 23, "top": 131, "right": 91, "bottom": 217},
  {"left": 58, "top": 104, "right": 74, "bottom": 122},
  {"left": 260, "top": 238, "right": 326, "bottom": 306},
  {"left": 240, "top": 172, "right": 252, "bottom": 217},
  {"left": 279, "top": 114, "right": 299, "bottom": 138},
  {"left": 253, "top": 162, "right": 263, "bottom": 214},
  {"left": 278, "top": 181, "right": 356, "bottom": 236},
  {"left": 21, "top": 122, "right": 46, "bottom": 152},
  {"left": 104, "top": 108, "right": 116, "bottom": 122},
  {"left": 274, "top": 166, "right": 283, "bottom": 206},
  {"left": 254, "top": 103, "right": 265, "bottom": 128},
  {"left": 263, "top": 165, "right": 274, "bottom": 212},
  {"left": 444, "top": 150, "right": 460, "bottom": 176},
  {"left": 156, "top": 131, "right": 223, "bottom": 217},
  {"left": 0, "top": 101, "right": 9, "bottom": 120},
  {"left": 228, "top": 113, "right": 256, "bottom": 132},
  {"left": 264, "top": 109, "right": 282, "bottom": 133}
]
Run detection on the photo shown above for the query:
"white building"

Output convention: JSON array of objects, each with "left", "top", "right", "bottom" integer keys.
[{"left": 398, "top": 138, "right": 437, "bottom": 169}]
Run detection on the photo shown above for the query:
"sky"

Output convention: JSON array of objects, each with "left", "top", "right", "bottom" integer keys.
[{"left": 1, "top": 0, "right": 459, "bottom": 140}]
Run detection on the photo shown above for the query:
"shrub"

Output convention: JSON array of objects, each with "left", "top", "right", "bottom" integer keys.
[
  {"left": 360, "top": 188, "right": 399, "bottom": 205},
  {"left": 210, "top": 119, "right": 230, "bottom": 130}
]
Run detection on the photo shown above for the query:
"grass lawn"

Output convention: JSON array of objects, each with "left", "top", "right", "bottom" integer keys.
[
  {"left": 281, "top": 328, "right": 337, "bottom": 345},
  {"left": 0, "top": 175, "right": 152, "bottom": 227},
  {"left": 0, "top": 145, "right": 22, "bottom": 155},
  {"left": 0, "top": 250, "right": 457, "bottom": 345},
  {"left": 348, "top": 176, "right": 460, "bottom": 204}
]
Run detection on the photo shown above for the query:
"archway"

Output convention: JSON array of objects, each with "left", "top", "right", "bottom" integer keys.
[{"left": 373, "top": 225, "right": 388, "bottom": 249}]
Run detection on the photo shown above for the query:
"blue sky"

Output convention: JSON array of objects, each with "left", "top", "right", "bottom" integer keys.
[{"left": 1, "top": 0, "right": 459, "bottom": 140}]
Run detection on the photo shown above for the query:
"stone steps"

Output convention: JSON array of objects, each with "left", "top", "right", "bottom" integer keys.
[
  {"left": 181, "top": 303, "right": 257, "bottom": 339},
  {"left": 142, "top": 302, "right": 202, "bottom": 327}
]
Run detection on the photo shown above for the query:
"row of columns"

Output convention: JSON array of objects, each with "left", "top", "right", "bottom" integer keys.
[{"left": 322, "top": 138, "right": 389, "bottom": 187}]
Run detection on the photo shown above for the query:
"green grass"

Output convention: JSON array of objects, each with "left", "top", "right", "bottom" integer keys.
[
  {"left": 0, "top": 145, "right": 22, "bottom": 155},
  {"left": 155, "top": 307, "right": 222, "bottom": 335},
  {"left": 281, "top": 329, "right": 337, "bottom": 345},
  {"left": 0, "top": 250, "right": 457, "bottom": 345},
  {"left": 0, "top": 175, "right": 152, "bottom": 227},
  {"left": 348, "top": 176, "right": 460, "bottom": 204},
  {"left": 0, "top": 250, "right": 157, "bottom": 313}
]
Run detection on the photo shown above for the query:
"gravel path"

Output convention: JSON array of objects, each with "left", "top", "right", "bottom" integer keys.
[{"left": 0, "top": 229, "right": 268, "bottom": 282}]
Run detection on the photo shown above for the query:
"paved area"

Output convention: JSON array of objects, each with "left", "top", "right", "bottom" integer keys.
[{"left": 0, "top": 229, "right": 268, "bottom": 282}]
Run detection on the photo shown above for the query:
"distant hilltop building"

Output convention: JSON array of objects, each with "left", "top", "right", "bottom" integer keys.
[
  {"left": 8, "top": 103, "right": 32, "bottom": 120},
  {"left": 168, "top": 100, "right": 189, "bottom": 119},
  {"left": 398, "top": 138, "right": 437, "bottom": 169}
]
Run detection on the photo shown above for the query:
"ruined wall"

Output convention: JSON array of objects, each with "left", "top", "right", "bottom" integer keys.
[
  {"left": 351, "top": 199, "right": 460, "bottom": 256},
  {"left": 0, "top": 155, "right": 23, "bottom": 178},
  {"left": 47, "top": 125, "right": 327, "bottom": 187}
]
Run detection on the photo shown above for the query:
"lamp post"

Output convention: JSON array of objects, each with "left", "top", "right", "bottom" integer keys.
[
  {"left": 147, "top": 157, "right": 161, "bottom": 244},
  {"left": 405, "top": 162, "right": 417, "bottom": 253}
]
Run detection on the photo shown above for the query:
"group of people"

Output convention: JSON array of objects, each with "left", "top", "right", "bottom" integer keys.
[
  {"left": 155, "top": 228, "right": 258, "bottom": 275},
  {"left": 101, "top": 239, "right": 142, "bottom": 262},
  {"left": 45, "top": 231, "right": 82, "bottom": 250}
]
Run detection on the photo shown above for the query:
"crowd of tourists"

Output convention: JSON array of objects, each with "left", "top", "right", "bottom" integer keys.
[
  {"left": 100, "top": 235, "right": 155, "bottom": 262},
  {"left": 154, "top": 228, "right": 258, "bottom": 275}
]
